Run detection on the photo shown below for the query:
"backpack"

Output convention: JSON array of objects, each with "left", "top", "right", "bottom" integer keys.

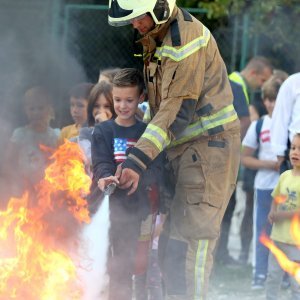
[
  {"left": 242, "top": 118, "right": 263, "bottom": 192},
  {"left": 255, "top": 117, "right": 264, "bottom": 144}
]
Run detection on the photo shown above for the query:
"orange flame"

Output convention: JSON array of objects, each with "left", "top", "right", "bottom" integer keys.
[
  {"left": 0, "top": 140, "right": 92, "bottom": 299},
  {"left": 274, "top": 195, "right": 287, "bottom": 204},
  {"left": 291, "top": 214, "right": 300, "bottom": 246},
  {"left": 260, "top": 232, "right": 300, "bottom": 284}
]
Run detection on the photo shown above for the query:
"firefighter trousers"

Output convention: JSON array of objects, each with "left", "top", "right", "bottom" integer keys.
[{"left": 159, "top": 128, "right": 240, "bottom": 300}]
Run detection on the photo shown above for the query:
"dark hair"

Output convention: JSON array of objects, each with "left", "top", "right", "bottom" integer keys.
[
  {"left": 245, "top": 56, "right": 273, "bottom": 74},
  {"left": 87, "top": 82, "right": 115, "bottom": 126},
  {"left": 113, "top": 68, "right": 145, "bottom": 96},
  {"left": 69, "top": 82, "right": 94, "bottom": 100}
]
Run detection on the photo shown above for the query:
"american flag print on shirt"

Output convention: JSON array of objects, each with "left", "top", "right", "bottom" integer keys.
[{"left": 113, "top": 138, "right": 137, "bottom": 163}]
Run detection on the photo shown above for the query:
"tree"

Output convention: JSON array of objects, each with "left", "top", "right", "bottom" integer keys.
[{"left": 178, "top": 0, "right": 300, "bottom": 72}]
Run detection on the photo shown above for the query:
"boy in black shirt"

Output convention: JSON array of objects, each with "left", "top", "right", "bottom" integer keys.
[{"left": 91, "top": 68, "right": 161, "bottom": 300}]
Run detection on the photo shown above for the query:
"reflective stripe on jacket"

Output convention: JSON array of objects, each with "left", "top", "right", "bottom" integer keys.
[
  {"left": 129, "top": 6, "right": 239, "bottom": 168},
  {"left": 229, "top": 71, "right": 250, "bottom": 105}
]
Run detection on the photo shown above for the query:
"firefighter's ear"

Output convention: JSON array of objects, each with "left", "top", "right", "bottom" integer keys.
[{"left": 138, "top": 92, "right": 145, "bottom": 103}]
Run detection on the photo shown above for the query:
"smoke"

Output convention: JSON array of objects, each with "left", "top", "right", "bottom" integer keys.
[
  {"left": 0, "top": 2, "right": 88, "bottom": 200},
  {"left": 77, "top": 196, "right": 110, "bottom": 300}
]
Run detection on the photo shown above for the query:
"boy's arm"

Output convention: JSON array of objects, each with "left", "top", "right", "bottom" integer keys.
[
  {"left": 91, "top": 125, "right": 116, "bottom": 182},
  {"left": 272, "top": 209, "right": 300, "bottom": 222},
  {"left": 268, "top": 200, "right": 277, "bottom": 224},
  {"left": 241, "top": 146, "right": 280, "bottom": 171}
]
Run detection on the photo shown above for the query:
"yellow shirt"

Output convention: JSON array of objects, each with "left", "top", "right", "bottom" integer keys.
[
  {"left": 271, "top": 170, "right": 300, "bottom": 245},
  {"left": 57, "top": 124, "right": 79, "bottom": 145}
]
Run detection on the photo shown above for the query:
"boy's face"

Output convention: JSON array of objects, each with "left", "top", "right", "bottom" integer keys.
[
  {"left": 290, "top": 135, "right": 300, "bottom": 168},
  {"left": 112, "top": 86, "right": 143, "bottom": 125},
  {"left": 24, "top": 98, "right": 52, "bottom": 127},
  {"left": 263, "top": 98, "right": 276, "bottom": 117},
  {"left": 70, "top": 97, "right": 88, "bottom": 126}
]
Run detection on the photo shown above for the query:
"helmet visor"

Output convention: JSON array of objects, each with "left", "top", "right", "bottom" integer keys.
[{"left": 108, "top": 13, "right": 147, "bottom": 27}]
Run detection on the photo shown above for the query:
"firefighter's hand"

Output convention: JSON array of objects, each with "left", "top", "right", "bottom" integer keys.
[{"left": 115, "top": 165, "right": 140, "bottom": 195}]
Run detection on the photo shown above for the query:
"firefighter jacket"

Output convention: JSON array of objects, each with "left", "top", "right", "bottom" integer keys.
[{"left": 123, "top": 6, "right": 239, "bottom": 174}]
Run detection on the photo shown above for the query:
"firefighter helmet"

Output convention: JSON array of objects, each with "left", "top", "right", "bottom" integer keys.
[{"left": 108, "top": 0, "right": 176, "bottom": 27}]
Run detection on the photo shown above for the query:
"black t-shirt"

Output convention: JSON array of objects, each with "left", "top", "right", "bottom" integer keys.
[{"left": 90, "top": 119, "right": 163, "bottom": 217}]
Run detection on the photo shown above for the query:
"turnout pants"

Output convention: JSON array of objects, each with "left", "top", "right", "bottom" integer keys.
[{"left": 159, "top": 129, "right": 240, "bottom": 300}]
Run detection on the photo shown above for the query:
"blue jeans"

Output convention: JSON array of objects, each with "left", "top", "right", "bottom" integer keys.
[{"left": 253, "top": 189, "right": 273, "bottom": 279}]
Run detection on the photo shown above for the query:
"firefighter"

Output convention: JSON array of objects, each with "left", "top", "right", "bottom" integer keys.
[{"left": 108, "top": 1, "right": 241, "bottom": 299}]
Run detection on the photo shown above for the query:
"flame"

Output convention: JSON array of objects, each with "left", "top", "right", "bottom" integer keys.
[
  {"left": 274, "top": 195, "right": 287, "bottom": 204},
  {"left": 0, "top": 140, "right": 92, "bottom": 299},
  {"left": 291, "top": 214, "right": 300, "bottom": 246},
  {"left": 260, "top": 232, "right": 300, "bottom": 284}
]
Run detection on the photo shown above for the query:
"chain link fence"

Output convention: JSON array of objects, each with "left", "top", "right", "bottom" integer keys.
[
  {"left": 63, "top": 4, "right": 144, "bottom": 82},
  {"left": 62, "top": 5, "right": 246, "bottom": 82}
]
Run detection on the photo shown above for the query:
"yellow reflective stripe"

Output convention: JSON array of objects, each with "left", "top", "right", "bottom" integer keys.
[
  {"left": 154, "top": 27, "right": 210, "bottom": 62},
  {"left": 170, "top": 104, "right": 238, "bottom": 147},
  {"left": 141, "top": 123, "right": 170, "bottom": 151},
  {"left": 194, "top": 240, "right": 209, "bottom": 300},
  {"left": 229, "top": 72, "right": 250, "bottom": 104}
]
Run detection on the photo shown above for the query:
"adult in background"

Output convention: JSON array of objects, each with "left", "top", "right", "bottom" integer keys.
[
  {"left": 229, "top": 56, "right": 273, "bottom": 120},
  {"left": 271, "top": 72, "right": 300, "bottom": 173},
  {"left": 108, "top": 1, "right": 240, "bottom": 299},
  {"left": 216, "top": 56, "right": 273, "bottom": 265}
]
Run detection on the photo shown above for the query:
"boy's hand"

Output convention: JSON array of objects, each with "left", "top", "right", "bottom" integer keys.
[
  {"left": 97, "top": 176, "right": 119, "bottom": 192},
  {"left": 95, "top": 111, "right": 113, "bottom": 124},
  {"left": 271, "top": 161, "right": 281, "bottom": 172},
  {"left": 268, "top": 210, "right": 275, "bottom": 224}
]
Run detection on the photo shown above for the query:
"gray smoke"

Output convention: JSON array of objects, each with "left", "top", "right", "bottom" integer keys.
[
  {"left": 0, "top": 1, "right": 87, "bottom": 198},
  {"left": 77, "top": 196, "right": 110, "bottom": 300}
]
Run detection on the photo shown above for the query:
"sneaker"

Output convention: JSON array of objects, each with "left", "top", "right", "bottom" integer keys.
[{"left": 251, "top": 275, "right": 266, "bottom": 290}]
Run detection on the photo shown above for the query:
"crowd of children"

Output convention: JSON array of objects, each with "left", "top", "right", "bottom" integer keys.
[{"left": 3, "top": 61, "right": 300, "bottom": 300}]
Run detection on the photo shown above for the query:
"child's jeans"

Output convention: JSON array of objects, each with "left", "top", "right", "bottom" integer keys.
[{"left": 253, "top": 189, "right": 272, "bottom": 280}]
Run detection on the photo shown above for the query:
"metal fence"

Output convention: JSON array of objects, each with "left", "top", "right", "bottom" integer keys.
[{"left": 63, "top": 4, "right": 143, "bottom": 82}]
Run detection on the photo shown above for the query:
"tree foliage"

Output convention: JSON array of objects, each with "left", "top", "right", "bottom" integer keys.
[
  {"left": 178, "top": 0, "right": 299, "bottom": 19},
  {"left": 178, "top": 0, "right": 300, "bottom": 72}
]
